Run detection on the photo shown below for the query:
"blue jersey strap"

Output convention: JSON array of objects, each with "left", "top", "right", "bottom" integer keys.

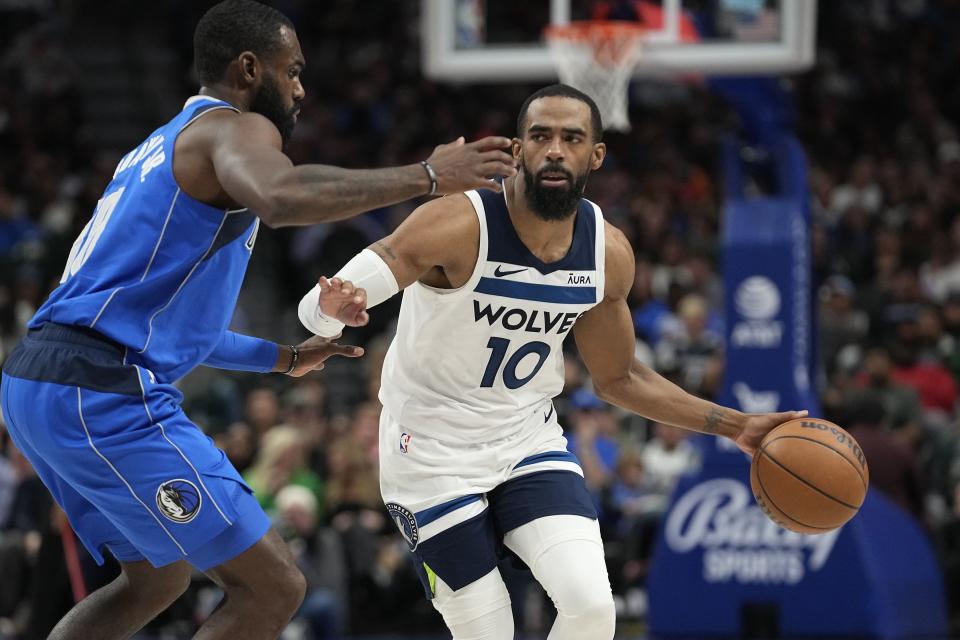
[{"left": 202, "top": 331, "right": 278, "bottom": 373}]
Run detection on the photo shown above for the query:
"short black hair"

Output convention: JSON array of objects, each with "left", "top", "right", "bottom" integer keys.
[
  {"left": 517, "top": 84, "right": 604, "bottom": 141},
  {"left": 194, "top": 0, "right": 294, "bottom": 85}
]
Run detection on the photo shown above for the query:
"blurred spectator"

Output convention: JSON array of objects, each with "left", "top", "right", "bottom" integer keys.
[
  {"left": 849, "top": 347, "right": 924, "bottom": 446},
  {"left": 818, "top": 275, "right": 869, "bottom": 374},
  {"left": 324, "top": 438, "right": 381, "bottom": 515},
  {"left": 565, "top": 389, "right": 622, "bottom": 494},
  {"left": 845, "top": 396, "right": 925, "bottom": 522},
  {"left": 0, "top": 187, "right": 41, "bottom": 257},
  {"left": 2, "top": 441, "right": 50, "bottom": 534},
  {"left": 275, "top": 485, "right": 346, "bottom": 639},
  {"left": 829, "top": 155, "right": 882, "bottom": 218},
  {"left": 940, "top": 293, "right": 960, "bottom": 384},
  {"left": 244, "top": 426, "right": 324, "bottom": 517},
  {"left": 889, "top": 340, "right": 957, "bottom": 419},
  {"left": 920, "top": 234, "right": 960, "bottom": 303},
  {"left": 0, "top": 432, "right": 15, "bottom": 528},
  {"left": 641, "top": 423, "right": 700, "bottom": 505},
  {"left": 606, "top": 447, "right": 657, "bottom": 589},
  {"left": 216, "top": 421, "right": 257, "bottom": 474},
  {"left": 608, "top": 448, "right": 654, "bottom": 531},
  {"left": 631, "top": 258, "right": 674, "bottom": 346},
  {"left": 246, "top": 387, "right": 282, "bottom": 437},
  {"left": 654, "top": 293, "right": 724, "bottom": 397}
]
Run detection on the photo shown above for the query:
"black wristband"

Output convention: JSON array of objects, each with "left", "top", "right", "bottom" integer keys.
[
  {"left": 420, "top": 160, "right": 438, "bottom": 196},
  {"left": 283, "top": 345, "right": 299, "bottom": 375}
]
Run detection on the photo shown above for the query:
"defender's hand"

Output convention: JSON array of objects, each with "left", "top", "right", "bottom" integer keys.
[
  {"left": 732, "top": 410, "right": 809, "bottom": 456},
  {"left": 318, "top": 276, "right": 369, "bottom": 327},
  {"left": 426, "top": 136, "right": 517, "bottom": 194},
  {"left": 284, "top": 335, "right": 364, "bottom": 377}
]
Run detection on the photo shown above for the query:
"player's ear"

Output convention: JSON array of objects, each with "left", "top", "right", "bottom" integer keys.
[
  {"left": 591, "top": 142, "right": 606, "bottom": 171},
  {"left": 238, "top": 51, "right": 259, "bottom": 85},
  {"left": 511, "top": 137, "right": 522, "bottom": 159}
]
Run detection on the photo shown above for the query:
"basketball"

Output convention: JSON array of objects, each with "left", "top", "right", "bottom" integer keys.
[{"left": 751, "top": 418, "right": 869, "bottom": 534}]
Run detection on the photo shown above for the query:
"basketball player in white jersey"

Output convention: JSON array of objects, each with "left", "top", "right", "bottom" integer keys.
[{"left": 299, "top": 84, "right": 807, "bottom": 639}]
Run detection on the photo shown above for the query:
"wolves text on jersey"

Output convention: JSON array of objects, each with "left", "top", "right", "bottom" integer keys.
[{"left": 473, "top": 300, "right": 581, "bottom": 335}]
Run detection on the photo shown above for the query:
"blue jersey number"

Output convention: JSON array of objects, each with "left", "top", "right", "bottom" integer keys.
[
  {"left": 480, "top": 337, "right": 551, "bottom": 389},
  {"left": 60, "top": 187, "right": 125, "bottom": 283}
]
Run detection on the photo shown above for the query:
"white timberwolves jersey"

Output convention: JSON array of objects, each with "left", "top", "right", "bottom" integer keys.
[{"left": 380, "top": 188, "right": 605, "bottom": 444}]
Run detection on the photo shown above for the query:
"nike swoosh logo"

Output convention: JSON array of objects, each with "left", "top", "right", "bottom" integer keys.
[
  {"left": 544, "top": 405, "right": 554, "bottom": 423},
  {"left": 494, "top": 265, "right": 528, "bottom": 277}
]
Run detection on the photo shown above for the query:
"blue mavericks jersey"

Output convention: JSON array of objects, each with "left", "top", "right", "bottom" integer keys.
[{"left": 30, "top": 96, "right": 260, "bottom": 383}]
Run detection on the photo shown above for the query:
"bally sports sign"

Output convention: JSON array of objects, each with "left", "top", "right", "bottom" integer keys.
[
  {"left": 663, "top": 478, "right": 839, "bottom": 585},
  {"left": 647, "top": 436, "right": 946, "bottom": 638}
]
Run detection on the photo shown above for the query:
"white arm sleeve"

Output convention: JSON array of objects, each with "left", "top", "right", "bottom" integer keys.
[{"left": 298, "top": 248, "right": 401, "bottom": 336}]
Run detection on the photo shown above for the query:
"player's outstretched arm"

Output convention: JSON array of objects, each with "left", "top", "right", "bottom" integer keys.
[
  {"left": 573, "top": 224, "right": 806, "bottom": 455},
  {"left": 201, "top": 329, "right": 363, "bottom": 376},
  {"left": 299, "top": 194, "right": 478, "bottom": 336},
  {"left": 210, "top": 112, "right": 515, "bottom": 227}
]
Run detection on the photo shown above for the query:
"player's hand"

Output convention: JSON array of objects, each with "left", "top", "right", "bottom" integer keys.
[
  {"left": 318, "top": 276, "right": 369, "bottom": 327},
  {"left": 285, "top": 334, "right": 364, "bottom": 377},
  {"left": 426, "top": 136, "right": 517, "bottom": 194},
  {"left": 733, "top": 410, "right": 809, "bottom": 456}
]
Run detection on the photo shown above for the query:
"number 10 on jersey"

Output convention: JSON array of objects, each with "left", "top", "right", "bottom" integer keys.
[{"left": 480, "top": 337, "right": 551, "bottom": 389}]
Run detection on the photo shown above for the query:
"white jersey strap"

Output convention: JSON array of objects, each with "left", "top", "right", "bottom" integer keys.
[{"left": 588, "top": 200, "right": 606, "bottom": 303}]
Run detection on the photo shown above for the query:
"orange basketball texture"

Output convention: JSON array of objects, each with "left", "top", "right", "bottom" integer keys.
[{"left": 751, "top": 418, "right": 869, "bottom": 534}]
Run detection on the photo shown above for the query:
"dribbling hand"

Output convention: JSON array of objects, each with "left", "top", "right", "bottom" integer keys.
[
  {"left": 733, "top": 409, "right": 809, "bottom": 455},
  {"left": 426, "top": 136, "right": 517, "bottom": 194},
  {"left": 318, "top": 276, "right": 369, "bottom": 327}
]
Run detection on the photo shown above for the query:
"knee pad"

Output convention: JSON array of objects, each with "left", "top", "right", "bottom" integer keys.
[
  {"left": 505, "top": 515, "right": 616, "bottom": 638},
  {"left": 432, "top": 568, "right": 514, "bottom": 639},
  {"left": 554, "top": 592, "right": 616, "bottom": 638}
]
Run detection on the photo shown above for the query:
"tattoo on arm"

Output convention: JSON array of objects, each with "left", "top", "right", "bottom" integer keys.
[
  {"left": 274, "top": 164, "right": 425, "bottom": 225},
  {"left": 703, "top": 407, "right": 725, "bottom": 434},
  {"left": 375, "top": 240, "right": 397, "bottom": 261}
]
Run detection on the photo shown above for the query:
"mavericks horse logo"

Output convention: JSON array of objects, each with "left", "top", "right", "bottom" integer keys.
[{"left": 156, "top": 479, "right": 202, "bottom": 523}]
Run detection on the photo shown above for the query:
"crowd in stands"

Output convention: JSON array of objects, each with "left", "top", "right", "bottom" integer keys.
[{"left": 2, "top": 0, "right": 960, "bottom": 637}]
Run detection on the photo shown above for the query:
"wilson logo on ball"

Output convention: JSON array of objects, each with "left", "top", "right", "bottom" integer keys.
[{"left": 799, "top": 420, "right": 867, "bottom": 469}]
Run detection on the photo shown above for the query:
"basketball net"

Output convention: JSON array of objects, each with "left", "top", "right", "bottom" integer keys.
[{"left": 545, "top": 21, "right": 646, "bottom": 133}]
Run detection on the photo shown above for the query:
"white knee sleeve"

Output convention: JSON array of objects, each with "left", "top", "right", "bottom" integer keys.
[
  {"left": 431, "top": 568, "right": 514, "bottom": 640},
  {"left": 504, "top": 515, "right": 616, "bottom": 640}
]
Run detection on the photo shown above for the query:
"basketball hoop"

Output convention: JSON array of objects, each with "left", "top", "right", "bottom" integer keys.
[{"left": 545, "top": 21, "right": 646, "bottom": 133}]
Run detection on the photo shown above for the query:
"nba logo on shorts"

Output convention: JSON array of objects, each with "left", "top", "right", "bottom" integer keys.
[
  {"left": 156, "top": 479, "right": 202, "bottom": 523},
  {"left": 385, "top": 502, "right": 419, "bottom": 550},
  {"left": 399, "top": 432, "right": 412, "bottom": 453}
]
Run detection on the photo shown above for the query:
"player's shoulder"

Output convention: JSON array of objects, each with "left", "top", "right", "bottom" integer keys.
[
  {"left": 388, "top": 191, "right": 481, "bottom": 275},
  {"left": 405, "top": 191, "right": 479, "bottom": 234},
  {"left": 185, "top": 108, "right": 282, "bottom": 149},
  {"left": 603, "top": 220, "right": 634, "bottom": 265},
  {"left": 602, "top": 221, "right": 635, "bottom": 298}
]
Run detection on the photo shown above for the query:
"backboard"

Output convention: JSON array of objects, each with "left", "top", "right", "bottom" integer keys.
[{"left": 421, "top": 0, "right": 817, "bottom": 81}]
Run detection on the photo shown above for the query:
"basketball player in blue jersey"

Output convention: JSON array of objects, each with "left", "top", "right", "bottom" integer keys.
[
  {"left": 0, "top": 1, "right": 516, "bottom": 638},
  {"left": 300, "top": 84, "right": 808, "bottom": 639}
]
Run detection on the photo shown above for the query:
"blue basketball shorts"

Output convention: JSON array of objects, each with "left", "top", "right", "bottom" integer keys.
[{"left": 0, "top": 323, "right": 270, "bottom": 570}]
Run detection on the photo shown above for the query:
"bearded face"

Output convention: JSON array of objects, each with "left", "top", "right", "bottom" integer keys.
[
  {"left": 515, "top": 95, "right": 603, "bottom": 220},
  {"left": 249, "top": 71, "right": 300, "bottom": 146},
  {"left": 521, "top": 158, "right": 591, "bottom": 221}
]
